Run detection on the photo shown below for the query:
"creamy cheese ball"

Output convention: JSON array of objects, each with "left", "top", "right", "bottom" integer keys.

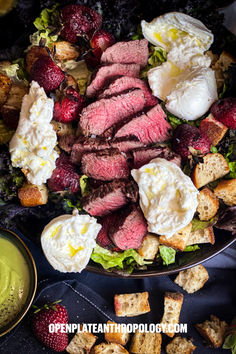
[
  {"left": 41, "top": 210, "right": 102, "bottom": 273},
  {"left": 131, "top": 158, "right": 199, "bottom": 238},
  {"left": 9, "top": 81, "right": 58, "bottom": 185}
]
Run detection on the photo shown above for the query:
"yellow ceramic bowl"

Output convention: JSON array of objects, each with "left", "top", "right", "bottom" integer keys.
[{"left": 0, "top": 228, "right": 37, "bottom": 336}]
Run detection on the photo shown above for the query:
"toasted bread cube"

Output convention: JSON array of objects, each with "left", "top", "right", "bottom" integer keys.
[
  {"left": 66, "top": 330, "right": 97, "bottom": 354},
  {"left": 18, "top": 183, "right": 48, "bottom": 207},
  {"left": 105, "top": 321, "right": 129, "bottom": 346},
  {"left": 166, "top": 336, "right": 196, "bottom": 354},
  {"left": 192, "top": 153, "right": 230, "bottom": 189},
  {"left": 114, "top": 292, "right": 150, "bottom": 317},
  {"left": 197, "top": 188, "right": 219, "bottom": 221},
  {"left": 212, "top": 51, "right": 236, "bottom": 89},
  {"left": 186, "top": 227, "right": 215, "bottom": 246},
  {"left": 51, "top": 120, "right": 75, "bottom": 137},
  {"left": 52, "top": 41, "right": 80, "bottom": 61},
  {"left": 25, "top": 46, "right": 49, "bottom": 73},
  {"left": 159, "top": 223, "right": 192, "bottom": 251},
  {"left": 195, "top": 315, "right": 228, "bottom": 348},
  {"left": 0, "top": 71, "right": 12, "bottom": 107},
  {"left": 200, "top": 114, "right": 228, "bottom": 146},
  {"left": 138, "top": 233, "right": 159, "bottom": 260},
  {"left": 214, "top": 179, "right": 236, "bottom": 206},
  {"left": 160, "top": 292, "right": 184, "bottom": 337},
  {"left": 130, "top": 331, "right": 162, "bottom": 354},
  {"left": 174, "top": 265, "right": 209, "bottom": 294},
  {"left": 93, "top": 342, "right": 128, "bottom": 354}
]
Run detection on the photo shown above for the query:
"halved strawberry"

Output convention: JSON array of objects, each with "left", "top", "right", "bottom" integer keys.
[
  {"left": 211, "top": 97, "right": 236, "bottom": 130},
  {"left": 90, "top": 29, "right": 115, "bottom": 59},
  {"left": 53, "top": 87, "right": 85, "bottom": 123}
]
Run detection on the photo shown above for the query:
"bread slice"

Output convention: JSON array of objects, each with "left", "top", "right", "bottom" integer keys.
[
  {"left": 214, "top": 179, "right": 236, "bottom": 206},
  {"left": 66, "top": 330, "right": 97, "bottom": 353},
  {"left": 92, "top": 342, "right": 129, "bottom": 354},
  {"left": 166, "top": 336, "right": 196, "bottom": 354},
  {"left": 52, "top": 41, "right": 80, "bottom": 61},
  {"left": 186, "top": 227, "right": 215, "bottom": 246},
  {"left": 138, "top": 233, "right": 159, "bottom": 260},
  {"left": 192, "top": 153, "right": 230, "bottom": 189},
  {"left": 174, "top": 265, "right": 209, "bottom": 293},
  {"left": 0, "top": 71, "right": 12, "bottom": 107},
  {"left": 25, "top": 46, "right": 49, "bottom": 73},
  {"left": 18, "top": 183, "right": 48, "bottom": 207},
  {"left": 105, "top": 321, "right": 129, "bottom": 346},
  {"left": 195, "top": 315, "right": 228, "bottom": 348},
  {"left": 197, "top": 188, "right": 219, "bottom": 221},
  {"left": 159, "top": 223, "right": 192, "bottom": 251},
  {"left": 130, "top": 331, "right": 162, "bottom": 354},
  {"left": 160, "top": 292, "right": 184, "bottom": 337},
  {"left": 212, "top": 51, "right": 236, "bottom": 89},
  {"left": 51, "top": 120, "right": 75, "bottom": 137},
  {"left": 200, "top": 114, "right": 228, "bottom": 146},
  {"left": 114, "top": 292, "right": 150, "bottom": 317}
]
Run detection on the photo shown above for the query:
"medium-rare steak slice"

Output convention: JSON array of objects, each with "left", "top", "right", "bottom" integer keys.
[
  {"left": 109, "top": 204, "right": 147, "bottom": 250},
  {"left": 132, "top": 146, "right": 182, "bottom": 169},
  {"left": 110, "top": 136, "right": 145, "bottom": 153},
  {"left": 86, "top": 63, "right": 140, "bottom": 98},
  {"left": 70, "top": 136, "right": 110, "bottom": 165},
  {"left": 80, "top": 89, "right": 146, "bottom": 136},
  {"left": 82, "top": 180, "right": 138, "bottom": 216},
  {"left": 58, "top": 134, "right": 77, "bottom": 153},
  {"left": 81, "top": 148, "right": 130, "bottom": 181},
  {"left": 101, "top": 39, "right": 149, "bottom": 68},
  {"left": 96, "top": 213, "right": 121, "bottom": 252},
  {"left": 99, "top": 76, "right": 158, "bottom": 107},
  {"left": 114, "top": 104, "right": 171, "bottom": 144}
]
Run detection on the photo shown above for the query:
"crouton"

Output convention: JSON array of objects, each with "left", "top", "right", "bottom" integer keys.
[
  {"left": 195, "top": 315, "right": 228, "bottom": 348},
  {"left": 0, "top": 71, "right": 12, "bottom": 107},
  {"left": 18, "top": 183, "right": 48, "bottom": 207},
  {"left": 174, "top": 265, "right": 209, "bottom": 293},
  {"left": 66, "top": 330, "right": 97, "bottom": 354},
  {"left": 52, "top": 41, "right": 79, "bottom": 61},
  {"left": 51, "top": 120, "right": 75, "bottom": 137},
  {"left": 192, "top": 153, "right": 230, "bottom": 189},
  {"left": 25, "top": 45, "right": 49, "bottom": 73},
  {"left": 0, "top": 119, "right": 14, "bottom": 145},
  {"left": 160, "top": 292, "right": 184, "bottom": 337},
  {"left": 138, "top": 233, "right": 159, "bottom": 260},
  {"left": 105, "top": 321, "right": 129, "bottom": 346},
  {"left": 166, "top": 336, "right": 196, "bottom": 354},
  {"left": 159, "top": 223, "right": 192, "bottom": 251},
  {"left": 92, "top": 342, "right": 129, "bottom": 354},
  {"left": 114, "top": 292, "right": 150, "bottom": 317},
  {"left": 214, "top": 179, "right": 236, "bottom": 206},
  {"left": 197, "top": 187, "right": 219, "bottom": 221},
  {"left": 130, "top": 331, "right": 162, "bottom": 354},
  {"left": 186, "top": 227, "right": 215, "bottom": 246},
  {"left": 212, "top": 51, "right": 236, "bottom": 89},
  {"left": 200, "top": 114, "right": 228, "bottom": 146}
]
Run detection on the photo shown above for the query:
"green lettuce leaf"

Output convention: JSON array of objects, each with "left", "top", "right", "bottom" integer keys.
[
  {"left": 210, "top": 145, "right": 218, "bottom": 153},
  {"left": 191, "top": 217, "right": 216, "bottom": 232},
  {"left": 141, "top": 46, "right": 167, "bottom": 79},
  {"left": 80, "top": 175, "right": 90, "bottom": 197},
  {"left": 219, "top": 83, "right": 227, "bottom": 99},
  {"left": 224, "top": 143, "right": 236, "bottom": 179},
  {"left": 64, "top": 60, "right": 92, "bottom": 95},
  {"left": 223, "top": 316, "right": 236, "bottom": 352},
  {"left": 159, "top": 245, "right": 176, "bottom": 266},
  {"left": 91, "top": 245, "right": 151, "bottom": 272},
  {"left": 0, "top": 58, "right": 28, "bottom": 84},
  {"left": 183, "top": 245, "right": 200, "bottom": 252}
]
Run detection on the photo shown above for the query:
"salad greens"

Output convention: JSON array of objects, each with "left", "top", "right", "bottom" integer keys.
[
  {"left": 159, "top": 245, "right": 176, "bottom": 266},
  {"left": 191, "top": 217, "right": 217, "bottom": 232},
  {"left": 80, "top": 175, "right": 90, "bottom": 197},
  {"left": 223, "top": 316, "right": 236, "bottom": 354},
  {"left": 224, "top": 143, "right": 236, "bottom": 179},
  {"left": 183, "top": 245, "right": 200, "bottom": 252},
  {"left": 141, "top": 46, "right": 167, "bottom": 79}
]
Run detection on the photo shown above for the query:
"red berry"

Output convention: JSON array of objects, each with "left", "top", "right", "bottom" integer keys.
[
  {"left": 60, "top": 5, "right": 102, "bottom": 43},
  {"left": 55, "top": 152, "right": 75, "bottom": 172},
  {"left": 53, "top": 87, "right": 85, "bottom": 123},
  {"left": 211, "top": 97, "right": 236, "bottom": 129},
  {"left": 31, "top": 56, "right": 65, "bottom": 92},
  {"left": 90, "top": 29, "right": 115, "bottom": 59},
  {"left": 173, "top": 124, "right": 211, "bottom": 160},
  {"left": 31, "top": 303, "right": 68, "bottom": 352}
]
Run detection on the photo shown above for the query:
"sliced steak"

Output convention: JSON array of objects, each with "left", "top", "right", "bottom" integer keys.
[
  {"left": 114, "top": 104, "right": 171, "bottom": 144},
  {"left": 58, "top": 134, "right": 77, "bottom": 153},
  {"left": 81, "top": 148, "right": 130, "bottom": 181},
  {"left": 80, "top": 89, "right": 146, "bottom": 136},
  {"left": 101, "top": 39, "right": 149, "bottom": 68},
  {"left": 131, "top": 146, "right": 182, "bottom": 169},
  {"left": 110, "top": 136, "right": 145, "bottom": 153},
  {"left": 96, "top": 213, "right": 121, "bottom": 252},
  {"left": 99, "top": 76, "right": 158, "bottom": 107},
  {"left": 86, "top": 63, "right": 140, "bottom": 98},
  {"left": 109, "top": 204, "right": 147, "bottom": 250},
  {"left": 82, "top": 180, "right": 138, "bottom": 216},
  {"left": 70, "top": 136, "right": 110, "bottom": 165}
]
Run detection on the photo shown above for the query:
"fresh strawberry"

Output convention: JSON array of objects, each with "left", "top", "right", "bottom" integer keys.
[
  {"left": 31, "top": 56, "right": 65, "bottom": 92},
  {"left": 53, "top": 87, "right": 85, "bottom": 123},
  {"left": 210, "top": 97, "right": 236, "bottom": 129},
  {"left": 60, "top": 5, "right": 102, "bottom": 43},
  {"left": 31, "top": 302, "right": 68, "bottom": 352},
  {"left": 172, "top": 124, "right": 211, "bottom": 160},
  {"left": 90, "top": 29, "right": 115, "bottom": 59},
  {"left": 55, "top": 152, "right": 75, "bottom": 172}
]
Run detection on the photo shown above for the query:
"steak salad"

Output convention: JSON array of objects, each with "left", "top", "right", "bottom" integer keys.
[{"left": 0, "top": 2, "right": 235, "bottom": 275}]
